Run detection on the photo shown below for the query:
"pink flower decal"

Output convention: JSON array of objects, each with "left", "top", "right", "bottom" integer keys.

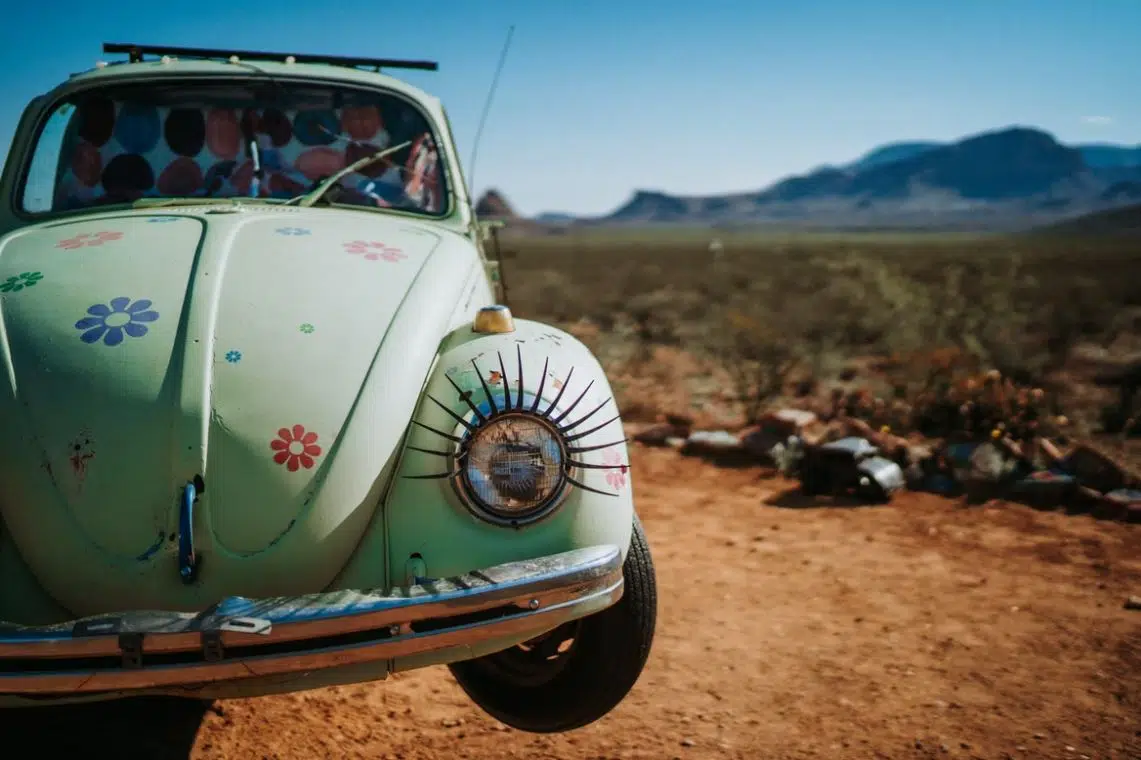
[
  {"left": 343, "top": 240, "right": 407, "bottom": 262},
  {"left": 270, "top": 424, "right": 322, "bottom": 472},
  {"left": 56, "top": 231, "right": 124, "bottom": 249},
  {"left": 603, "top": 449, "right": 629, "bottom": 490}
]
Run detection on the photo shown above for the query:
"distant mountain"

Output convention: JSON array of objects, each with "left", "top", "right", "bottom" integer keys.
[
  {"left": 474, "top": 189, "right": 518, "bottom": 220},
  {"left": 1033, "top": 201, "right": 1141, "bottom": 237},
  {"left": 843, "top": 139, "right": 1141, "bottom": 173},
  {"left": 1075, "top": 144, "right": 1141, "bottom": 169},
  {"left": 532, "top": 212, "right": 578, "bottom": 224},
  {"left": 845, "top": 141, "right": 942, "bottom": 171},
  {"left": 532, "top": 127, "right": 1141, "bottom": 231}
]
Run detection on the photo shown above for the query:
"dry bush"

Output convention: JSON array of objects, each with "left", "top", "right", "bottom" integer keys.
[{"left": 501, "top": 230, "right": 1140, "bottom": 435}]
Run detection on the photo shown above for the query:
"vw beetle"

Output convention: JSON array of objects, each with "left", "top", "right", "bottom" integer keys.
[{"left": 0, "top": 43, "right": 656, "bottom": 733}]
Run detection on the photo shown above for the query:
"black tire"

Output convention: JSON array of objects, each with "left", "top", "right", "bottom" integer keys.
[{"left": 448, "top": 515, "right": 657, "bottom": 733}]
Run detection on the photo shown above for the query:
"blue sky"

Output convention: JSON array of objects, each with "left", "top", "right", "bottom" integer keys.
[{"left": 0, "top": 1, "right": 1136, "bottom": 216}]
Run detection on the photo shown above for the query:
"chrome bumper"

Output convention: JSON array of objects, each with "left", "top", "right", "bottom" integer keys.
[{"left": 0, "top": 545, "right": 623, "bottom": 696}]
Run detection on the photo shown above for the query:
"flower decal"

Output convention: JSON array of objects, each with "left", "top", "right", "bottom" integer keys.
[
  {"left": 603, "top": 449, "right": 629, "bottom": 491},
  {"left": 56, "top": 231, "right": 124, "bottom": 249},
  {"left": 0, "top": 272, "right": 43, "bottom": 292},
  {"left": 299, "top": 323, "right": 315, "bottom": 334},
  {"left": 276, "top": 227, "right": 311, "bottom": 236},
  {"left": 75, "top": 298, "right": 160, "bottom": 346},
  {"left": 343, "top": 240, "right": 407, "bottom": 262},
  {"left": 225, "top": 350, "right": 242, "bottom": 363},
  {"left": 270, "top": 424, "right": 322, "bottom": 472}
]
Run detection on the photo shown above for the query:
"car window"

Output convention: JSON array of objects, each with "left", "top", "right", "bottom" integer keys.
[{"left": 19, "top": 80, "right": 448, "bottom": 217}]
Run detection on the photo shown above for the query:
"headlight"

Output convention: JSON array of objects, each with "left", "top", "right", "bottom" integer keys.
[
  {"left": 458, "top": 413, "right": 567, "bottom": 525},
  {"left": 409, "top": 346, "right": 626, "bottom": 527}
]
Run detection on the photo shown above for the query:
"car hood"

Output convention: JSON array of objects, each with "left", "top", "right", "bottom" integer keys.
[{"left": 0, "top": 207, "right": 478, "bottom": 616}]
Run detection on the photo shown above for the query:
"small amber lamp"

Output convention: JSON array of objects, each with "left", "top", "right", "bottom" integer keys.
[{"left": 473, "top": 304, "right": 515, "bottom": 334}]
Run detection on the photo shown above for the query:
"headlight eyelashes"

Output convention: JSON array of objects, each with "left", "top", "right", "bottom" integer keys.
[{"left": 406, "top": 346, "right": 631, "bottom": 513}]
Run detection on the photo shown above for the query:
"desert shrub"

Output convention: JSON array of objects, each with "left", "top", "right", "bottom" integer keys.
[{"left": 499, "top": 230, "right": 1140, "bottom": 433}]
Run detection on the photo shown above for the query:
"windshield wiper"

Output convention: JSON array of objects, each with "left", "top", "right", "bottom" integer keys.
[
  {"left": 132, "top": 197, "right": 266, "bottom": 209},
  {"left": 285, "top": 140, "right": 411, "bottom": 208}
]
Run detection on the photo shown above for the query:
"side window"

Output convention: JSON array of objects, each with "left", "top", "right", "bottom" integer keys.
[{"left": 22, "top": 103, "right": 76, "bottom": 213}]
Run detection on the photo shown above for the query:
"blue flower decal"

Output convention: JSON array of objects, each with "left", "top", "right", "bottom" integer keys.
[
  {"left": 147, "top": 216, "right": 179, "bottom": 224},
  {"left": 75, "top": 297, "right": 160, "bottom": 346},
  {"left": 276, "top": 227, "right": 311, "bottom": 236},
  {"left": 225, "top": 350, "right": 242, "bottom": 363}
]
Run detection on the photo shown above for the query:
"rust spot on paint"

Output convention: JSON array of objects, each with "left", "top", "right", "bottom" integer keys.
[{"left": 69, "top": 438, "right": 95, "bottom": 480}]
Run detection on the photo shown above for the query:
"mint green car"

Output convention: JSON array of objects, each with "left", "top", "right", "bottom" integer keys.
[{"left": 0, "top": 43, "right": 656, "bottom": 732}]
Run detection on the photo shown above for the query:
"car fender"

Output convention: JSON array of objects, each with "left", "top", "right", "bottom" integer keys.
[{"left": 336, "top": 318, "right": 634, "bottom": 588}]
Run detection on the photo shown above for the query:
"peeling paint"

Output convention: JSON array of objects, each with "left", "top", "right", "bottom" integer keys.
[
  {"left": 68, "top": 437, "right": 95, "bottom": 481},
  {"left": 135, "top": 530, "right": 165, "bottom": 561}
]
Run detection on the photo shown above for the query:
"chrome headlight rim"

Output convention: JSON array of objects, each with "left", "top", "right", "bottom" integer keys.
[{"left": 451, "top": 409, "right": 571, "bottom": 528}]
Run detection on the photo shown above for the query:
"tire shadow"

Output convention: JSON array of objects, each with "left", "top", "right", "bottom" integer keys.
[
  {"left": 0, "top": 696, "right": 209, "bottom": 758},
  {"left": 763, "top": 486, "right": 885, "bottom": 509}
]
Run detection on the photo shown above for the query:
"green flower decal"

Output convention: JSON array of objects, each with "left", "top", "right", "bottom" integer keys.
[
  {"left": 299, "top": 323, "right": 315, "bottom": 334},
  {"left": 0, "top": 272, "right": 44, "bottom": 293}
]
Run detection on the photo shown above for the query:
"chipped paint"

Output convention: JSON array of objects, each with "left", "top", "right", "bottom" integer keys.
[
  {"left": 135, "top": 530, "right": 166, "bottom": 561},
  {"left": 68, "top": 437, "right": 95, "bottom": 481}
]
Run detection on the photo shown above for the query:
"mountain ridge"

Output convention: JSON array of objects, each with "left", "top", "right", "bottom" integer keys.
[{"left": 487, "top": 126, "right": 1141, "bottom": 232}]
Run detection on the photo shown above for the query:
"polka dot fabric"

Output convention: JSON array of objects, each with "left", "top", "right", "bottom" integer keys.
[{"left": 54, "top": 98, "right": 445, "bottom": 215}]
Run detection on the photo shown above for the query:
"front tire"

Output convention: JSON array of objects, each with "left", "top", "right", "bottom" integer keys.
[{"left": 448, "top": 515, "right": 657, "bottom": 733}]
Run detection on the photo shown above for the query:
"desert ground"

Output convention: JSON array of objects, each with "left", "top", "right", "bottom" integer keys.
[
  {"left": 4, "top": 444, "right": 1139, "bottom": 759},
  {"left": 3, "top": 231, "right": 1139, "bottom": 759}
]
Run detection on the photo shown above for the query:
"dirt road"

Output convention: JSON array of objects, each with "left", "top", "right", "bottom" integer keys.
[{"left": 7, "top": 446, "right": 1140, "bottom": 759}]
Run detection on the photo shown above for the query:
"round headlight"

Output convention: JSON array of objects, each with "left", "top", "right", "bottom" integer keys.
[{"left": 457, "top": 413, "right": 567, "bottom": 525}]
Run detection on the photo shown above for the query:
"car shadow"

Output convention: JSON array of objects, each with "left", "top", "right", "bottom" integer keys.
[
  {"left": 763, "top": 486, "right": 886, "bottom": 509},
  {"left": 0, "top": 696, "right": 209, "bottom": 757}
]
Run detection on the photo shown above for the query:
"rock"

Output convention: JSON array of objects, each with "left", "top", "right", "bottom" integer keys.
[
  {"left": 757, "top": 408, "right": 819, "bottom": 438},
  {"left": 680, "top": 430, "right": 752, "bottom": 465},
  {"left": 1125, "top": 596, "right": 1141, "bottom": 610},
  {"left": 738, "top": 425, "right": 786, "bottom": 463},
  {"left": 683, "top": 430, "right": 741, "bottom": 451},
  {"left": 634, "top": 422, "right": 690, "bottom": 447},
  {"left": 1105, "top": 488, "right": 1141, "bottom": 505},
  {"left": 1007, "top": 470, "right": 1079, "bottom": 511},
  {"left": 968, "top": 441, "right": 1017, "bottom": 482},
  {"left": 1060, "top": 444, "right": 1140, "bottom": 494}
]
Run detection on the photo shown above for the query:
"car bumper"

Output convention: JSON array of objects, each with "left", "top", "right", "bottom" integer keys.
[{"left": 0, "top": 545, "right": 623, "bottom": 698}]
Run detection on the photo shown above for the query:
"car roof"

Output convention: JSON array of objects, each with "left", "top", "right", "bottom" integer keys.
[{"left": 61, "top": 58, "right": 441, "bottom": 109}]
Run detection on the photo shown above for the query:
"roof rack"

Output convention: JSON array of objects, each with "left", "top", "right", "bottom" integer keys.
[{"left": 101, "top": 42, "right": 439, "bottom": 72}]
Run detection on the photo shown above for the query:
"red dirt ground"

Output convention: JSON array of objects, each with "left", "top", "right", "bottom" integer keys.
[{"left": 6, "top": 446, "right": 1140, "bottom": 759}]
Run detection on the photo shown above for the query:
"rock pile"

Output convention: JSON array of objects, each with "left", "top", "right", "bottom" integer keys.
[{"left": 629, "top": 407, "right": 1141, "bottom": 521}]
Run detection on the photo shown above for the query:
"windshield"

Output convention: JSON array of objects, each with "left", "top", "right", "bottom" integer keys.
[{"left": 19, "top": 78, "right": 448, "bottom": 216}]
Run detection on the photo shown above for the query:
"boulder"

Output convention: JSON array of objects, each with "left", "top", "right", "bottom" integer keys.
[
  {"left": 633, "top": 422, "right": 691, "bottom": 447},
  {"left": 757, "top": 408, "right": 819, "bottom": 438},
  {"left": 1060, "top": 445, "right": 1141, "bottom": 494},
  {"left": 680, "top": 430, "right": 749, "bottom": 463}
]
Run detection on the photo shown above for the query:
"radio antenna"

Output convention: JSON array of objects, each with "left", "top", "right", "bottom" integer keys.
[{"left": 468, "top": 24, "right": 515, "bottom": 193}]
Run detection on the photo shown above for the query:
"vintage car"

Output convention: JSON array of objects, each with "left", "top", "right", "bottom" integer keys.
[{"left": 0, "top": 43, "right": 657, "bottom": 733}]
